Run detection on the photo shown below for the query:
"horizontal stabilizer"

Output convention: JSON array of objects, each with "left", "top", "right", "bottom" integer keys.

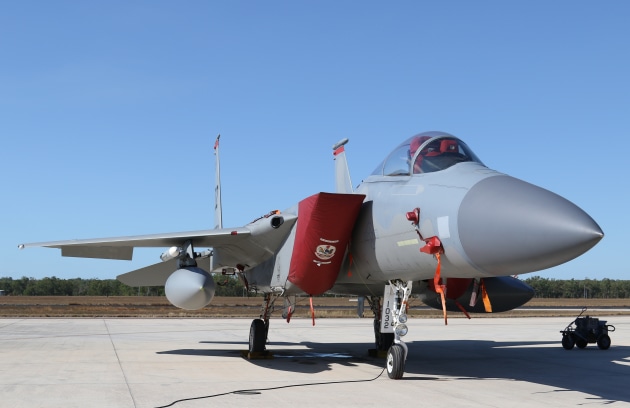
[{"left": 117, "top": 257, "right": 211, "bottom": 287}]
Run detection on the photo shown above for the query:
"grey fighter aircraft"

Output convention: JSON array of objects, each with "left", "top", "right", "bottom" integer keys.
[{"left": 19, "top": 131, "right": 603, "bottom": 379}]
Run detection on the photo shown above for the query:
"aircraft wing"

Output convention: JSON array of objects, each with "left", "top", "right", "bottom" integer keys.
[
  {"left": 18, "top": 227, "right": 252, "bottom": 261},
  {"left": 19, "top": 211, "right": 297, "bottom": 271}
]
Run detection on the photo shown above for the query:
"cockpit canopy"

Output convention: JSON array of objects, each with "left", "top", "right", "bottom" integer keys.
[{"left": 372, "top": 131, "right": 483, "bottom": 176}]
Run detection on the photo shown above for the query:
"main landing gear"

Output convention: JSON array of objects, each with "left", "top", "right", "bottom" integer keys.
[
  {"left": 369, "top": 281, "right": 413, "bottom": 379},
  {"left": 248, "top": 285, "right": 414, "bottom": 380},
  {"left": 249, "top": 318, "right": 268, "bottom": 353},
  {"left": 248, "top": 293, "right": 274, "bottom": 354}
]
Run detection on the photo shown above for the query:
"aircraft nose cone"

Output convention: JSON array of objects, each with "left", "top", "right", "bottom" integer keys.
[{"left": 458, "top": 176, "right": 603, "bottom": 275}]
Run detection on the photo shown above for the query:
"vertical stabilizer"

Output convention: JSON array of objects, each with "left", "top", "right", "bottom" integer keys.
[
  {"left": 213, "top": 135, "right": 223, "bottom": 229},
  {"left": 333, "top": 138, "right": 353, "bottom": 193}
]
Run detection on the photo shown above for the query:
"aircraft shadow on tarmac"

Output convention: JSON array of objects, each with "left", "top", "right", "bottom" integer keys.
[
  {"left": 158, "top": 340, "right": 374, "bottom": 374},
  {"left": 406, "top": 339, "right": 630, "bottom": 404},
  {"left": 158, "top": 338, "right": 630, "bottom": 404}
]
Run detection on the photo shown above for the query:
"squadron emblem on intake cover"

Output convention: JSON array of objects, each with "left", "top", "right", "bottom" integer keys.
[{"left": 315, "top": 244, "right": 336, "bottom": 260}]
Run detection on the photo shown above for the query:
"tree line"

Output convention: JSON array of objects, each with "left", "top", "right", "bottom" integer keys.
[
  {"left": 1, "top": 276, "right": 630, "bottom": 298},
  {"left": 523, "top": 277, "right": 630, "bottom": 299}
]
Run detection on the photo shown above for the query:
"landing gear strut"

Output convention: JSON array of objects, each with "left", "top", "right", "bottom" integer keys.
[
  {"left": 368, "top": 296, "right": 394, "bottom": 352},
  {"left": 384, "top": 281, "right": 413, "bottom": 379},
  {"left": 368, "top": 281, "right": 413, "bottom": 379}
]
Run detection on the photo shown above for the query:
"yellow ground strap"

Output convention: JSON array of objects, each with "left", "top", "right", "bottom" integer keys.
[{"left": 480, "top": 279, "right": 493, "bottom": 313}]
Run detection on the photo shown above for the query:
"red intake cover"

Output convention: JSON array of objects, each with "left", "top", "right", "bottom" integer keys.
[
  {"left": 287, "top": 192, "right": 365, "bottom": 296},
  {"left": 429, "top": 277, "right": 473, "bottom": 300}
]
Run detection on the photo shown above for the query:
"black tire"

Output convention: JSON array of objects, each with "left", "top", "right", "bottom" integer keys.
[
  {"left": 562, "top": 334, "right": 575, "bottom": 350},
  {"left": 576, "top": 338, "right": 588, "bottom": 349},
  {"left": 386, "top": 344, "right": 405, "bottom": 380},
  {"left": 249, "top": 319, "right": 266, "bottom": 353},
  {"left": 597, "top": 334, "right": 611, "bottom": 350}
]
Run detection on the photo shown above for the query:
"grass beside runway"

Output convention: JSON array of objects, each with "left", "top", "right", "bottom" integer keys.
[{"left": 0, "top": 296, "right": 629, "bottom": 318}]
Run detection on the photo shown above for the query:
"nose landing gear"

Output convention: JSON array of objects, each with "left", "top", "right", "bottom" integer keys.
[{"left": 369, "top": 281, "right": 413, "bottom": 379}]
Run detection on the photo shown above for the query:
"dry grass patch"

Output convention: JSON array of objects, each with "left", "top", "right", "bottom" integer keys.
[{"left": 0, "top": 296, "right": 628, "bottom": 318}]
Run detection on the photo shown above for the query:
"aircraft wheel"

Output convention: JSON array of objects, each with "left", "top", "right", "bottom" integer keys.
[
  {"left": 576, "top": 338, "right": 588, "bottom": 349},
  {"left": 249, "top": 319, "right": 267, "bottom": 353},
  {"left": 562, "top": 334, "right": 575, "bottom": 350},
  {"left": 386, "top": 344, "right": 405, "bottom": 379},
  {"left": 597, "top": 334, "right": 611, "bottom": 350}
]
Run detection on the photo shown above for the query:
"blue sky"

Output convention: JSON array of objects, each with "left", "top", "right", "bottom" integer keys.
[{"left": 1, "top": 1, "right": 627, "bottom": 281}]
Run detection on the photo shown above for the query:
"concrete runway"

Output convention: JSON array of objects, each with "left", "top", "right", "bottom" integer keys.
[{"left": 1, "top": 317, "right": 629, "bottom": 408}]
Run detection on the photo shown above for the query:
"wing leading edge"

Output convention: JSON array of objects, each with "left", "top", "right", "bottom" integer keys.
[{"left": 18, "top": 228, "right": 252, "bottom": 260}]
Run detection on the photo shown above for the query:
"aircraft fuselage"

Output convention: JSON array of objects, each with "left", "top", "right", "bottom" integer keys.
[{"left": 331, "top": 135, "right": 602, "bottom": 296}]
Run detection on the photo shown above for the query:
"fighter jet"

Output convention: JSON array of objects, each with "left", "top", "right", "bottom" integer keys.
[{"left": 19, "top": 131, "right": 603, "bottom": 379}]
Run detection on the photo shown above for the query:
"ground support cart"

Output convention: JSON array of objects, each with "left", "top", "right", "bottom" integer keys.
[{"left": 560, "top": 307, "right": 615, "bottom": 350}]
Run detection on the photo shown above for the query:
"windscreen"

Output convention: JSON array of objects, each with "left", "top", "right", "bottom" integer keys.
[{"left": 371, "top": 132, "right": 483, "bottom": 176}]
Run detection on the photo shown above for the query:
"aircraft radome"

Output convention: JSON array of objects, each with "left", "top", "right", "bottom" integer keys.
[{"left": 19, "top": 131, "right": 603, "bottom": 379}]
